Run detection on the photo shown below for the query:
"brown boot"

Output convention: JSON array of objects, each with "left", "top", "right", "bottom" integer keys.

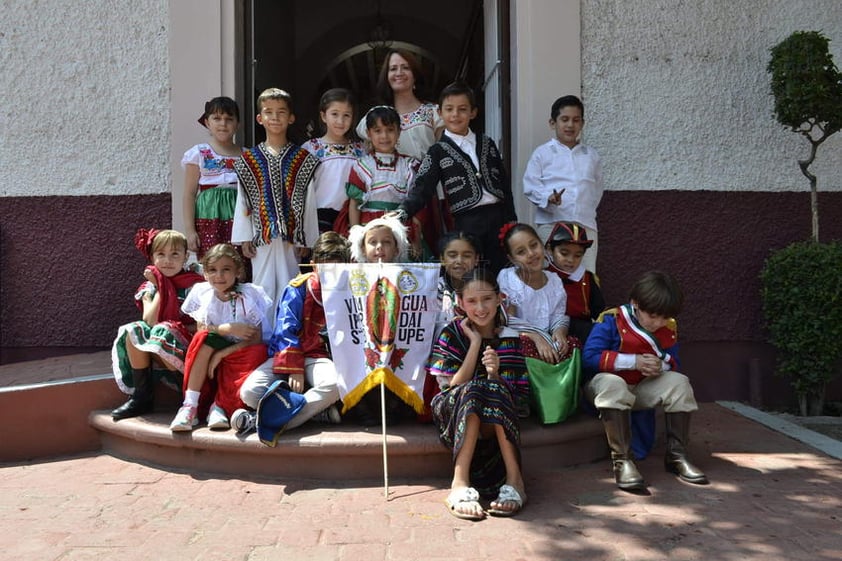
[
  {"left": 664, "top": 412, "right": 708, "bottom": 484},
  {"left": 600, "top": 408, "right": 646, "bottom": 491}
]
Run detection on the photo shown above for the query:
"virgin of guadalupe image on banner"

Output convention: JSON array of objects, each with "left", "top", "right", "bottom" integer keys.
[{"left": 319, "top": 262, "right": 441, "bottom": 414}]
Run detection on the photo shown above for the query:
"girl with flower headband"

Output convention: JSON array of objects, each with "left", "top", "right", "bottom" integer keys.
[
  {"left": 170, "top": 244, "right": 272, "bottom": 431},
  {"left": 111, "top": 229, "right": 204, "bottom": 421},
  {"left": 345, "top": 105, "right": 424, "bottom": 259},
  {"left": 182, "top": 97, "right": 244, "bottom": 259}
]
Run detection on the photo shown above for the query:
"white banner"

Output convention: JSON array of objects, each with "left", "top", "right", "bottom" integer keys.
[{"left": 319, "top": 262, "right": 441, "bottom": 414}]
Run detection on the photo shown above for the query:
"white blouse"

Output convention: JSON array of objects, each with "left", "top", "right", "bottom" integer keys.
[
  {"left": 497, "top": 267, "right": 569, "bottom": 333},
  {"left": 181, "top": 282, "right": 273, "bottom": 342}
]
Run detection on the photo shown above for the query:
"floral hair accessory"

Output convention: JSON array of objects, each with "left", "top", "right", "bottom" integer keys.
[
  {"left": 498, "top": 222, "right": 518, "bottom": 248},
  {"left": 134, "top": 228, "right": 161, "bottom": 258}
]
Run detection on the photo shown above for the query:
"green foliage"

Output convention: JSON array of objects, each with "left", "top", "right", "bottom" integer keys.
[
  {"left": 760, "top": 241, "right": 842, "bottom": 397},
  {"left": 768, "top": 30, "right": 842, "bottom": 135}
]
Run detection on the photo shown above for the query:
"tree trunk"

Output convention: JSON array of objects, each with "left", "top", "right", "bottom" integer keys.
[{"left": 797, "top": 384, "right": 826, "bottom": 416}]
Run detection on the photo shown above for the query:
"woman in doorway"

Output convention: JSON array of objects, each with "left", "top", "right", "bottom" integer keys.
[{"left": 356, "top": 48, "right": 444, "bottom": 161}]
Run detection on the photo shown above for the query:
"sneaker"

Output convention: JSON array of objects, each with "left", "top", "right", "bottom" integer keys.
[
  {"left": 206, "top": 403, "right": 230, "bottom": 430},
  {"left": 170, "top": 405, "right": 198, "bottom": 432},
  {"left": 312, "top": 404, "right": 342, "bottom": 425},
  {"left": 230, "top": 408, "right": 256, "bottom": 435}
]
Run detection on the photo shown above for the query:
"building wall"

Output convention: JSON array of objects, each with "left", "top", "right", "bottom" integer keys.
[
  {"left": 1, "top": 1, "right": 171, "bottom": 199},
  {"left": 572, "top": 0, "right": 842, "bottom": 403},
  {"left": 575, "top": 0, "right": 842, "bottom": 321},
  {"left": 581, "top": 0, "right": 842, "bottom": 194},
  {"left": 1, "top": 1, "right": 173, "bottom": 348}
]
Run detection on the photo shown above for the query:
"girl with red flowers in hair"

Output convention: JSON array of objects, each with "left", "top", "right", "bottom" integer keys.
[
  {"left": 111, "top": 229, "right": 204, "bottom": 421},
  {"left": 497, "top": 222, "right": 578, "bottom": 417}
]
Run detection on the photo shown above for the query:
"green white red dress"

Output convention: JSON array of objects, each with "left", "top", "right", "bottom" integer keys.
[
  {"left": 182, "top": 143, "right": 243, "bottom": 258},
  {"left": 111, "top": 267, "right": 203, "bottom": 393}
]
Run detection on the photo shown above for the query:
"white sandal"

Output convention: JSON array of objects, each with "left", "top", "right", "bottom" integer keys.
[
  {"left": 487, "top": 484, "right": 525, "bottom": 517},
  {"left": 445, "top": 487, "right": 485, "bottom": 521}
]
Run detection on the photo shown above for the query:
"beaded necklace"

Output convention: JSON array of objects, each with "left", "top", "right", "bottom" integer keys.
[{"left": 373, "top": 151, "right": 398, "bottom": 169}]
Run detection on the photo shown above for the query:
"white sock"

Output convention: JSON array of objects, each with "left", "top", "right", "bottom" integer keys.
[{"left": 183, "top": 390, "right": 200, "bottom": 407}]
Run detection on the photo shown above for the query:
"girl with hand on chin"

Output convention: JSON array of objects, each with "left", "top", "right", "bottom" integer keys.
[{"left": 429, "top": 269, "right": 527, "bottom": 520}]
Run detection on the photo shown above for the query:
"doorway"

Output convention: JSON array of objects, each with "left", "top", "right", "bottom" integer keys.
[{"left": 235, "top": 0, "right": 506, "bottom": 153}]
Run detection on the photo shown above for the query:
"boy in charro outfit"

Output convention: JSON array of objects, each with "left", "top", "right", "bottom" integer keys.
[
  {"left": 394, "top": 81, "right": 516, "bottom": 274},
  {"left": 582, "top": 270, "right": 708, "bottom": 491},
  {"left": 232, "top": 88, "right": 320, "bottom": 316}
]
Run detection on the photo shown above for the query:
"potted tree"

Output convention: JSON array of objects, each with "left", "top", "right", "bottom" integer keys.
[
  {"left": 761, "top": 31, "right": 842, "bottom": 415},
  {"left": 760, "top": 241, "right": 842, "bottom": 416},
  {"left": 767, "top": 30, "right": 842, "bottom": 242}
]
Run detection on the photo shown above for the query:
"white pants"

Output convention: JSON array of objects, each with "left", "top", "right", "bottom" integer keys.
[
  {"left": 537, "top": 222, "right": 598, "bottom": 274},
  {"left": 250, "top": 240, "right": 300, "bottom": 329},
  {"left": 585, "top": 371, "right": 698, "bottom": 413},
  {"left": 239, "top": 356, "right": 340, "bottom": 429}
]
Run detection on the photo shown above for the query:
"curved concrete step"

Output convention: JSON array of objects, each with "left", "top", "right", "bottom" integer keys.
[{"left": 90, "top": 410, "right": 608, "bottom": 479}]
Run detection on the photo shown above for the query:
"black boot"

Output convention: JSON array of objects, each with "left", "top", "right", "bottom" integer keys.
[
  {"left": 600, "top": 408, "right": 646, "bottom": 491},
  {"left": 112, "top": 367, "right": 154, "bottom": 421},
  {"left": 664, "top": 412, "right": 708, "bottom": 484}
]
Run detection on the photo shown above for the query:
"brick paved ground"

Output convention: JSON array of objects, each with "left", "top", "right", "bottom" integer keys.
[{"left": 2, "top": 403, "right": 841, "bottom": 561}]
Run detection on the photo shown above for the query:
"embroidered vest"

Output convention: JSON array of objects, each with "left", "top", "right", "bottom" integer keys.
[{"left": 235, "top": 143, "right": 319, "bottom": 246}]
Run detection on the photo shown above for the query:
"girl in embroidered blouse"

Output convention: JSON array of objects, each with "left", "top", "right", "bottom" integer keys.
[
  {"left": 346, "top": 106, "right": 422, "bottom": 258},
  {"left": 182, "top": 97, "right": 243, "bottom": 259},
  {"left": 169, "top": 244, "right": 272, "bottom": 432},
  {"left": 429, "top": 268, "right": 527, "bottom": 520},
  {"left": 303, "top": 88, "right": 365, "bottom": 234}
]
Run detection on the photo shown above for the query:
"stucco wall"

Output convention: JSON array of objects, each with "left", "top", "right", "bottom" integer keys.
[
  {"left": 582, "top": 0, "right": 842, "bottom": 194},
  {"left": 0, "top": 1, "right": 171, "bottom": 198}
]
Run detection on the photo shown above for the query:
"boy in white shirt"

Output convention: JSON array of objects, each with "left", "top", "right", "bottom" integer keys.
[{"left": 523, "top": 95, "right": 603, "bottom": 272}]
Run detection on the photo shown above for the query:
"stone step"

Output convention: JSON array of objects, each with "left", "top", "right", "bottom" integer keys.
[
  {"left": 2, "top": 353, "right": 611, "bottom": 478},
  {"left": 1, "top": 375, "right": 122, "bottom": 462},
  {"left": 90, "top": 410, "right": 608, "bottom": 479}
]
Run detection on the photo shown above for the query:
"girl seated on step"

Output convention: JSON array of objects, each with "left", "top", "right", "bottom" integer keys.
[{"left": 429, "top": 269, "right": 527, "bottom": 520}]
